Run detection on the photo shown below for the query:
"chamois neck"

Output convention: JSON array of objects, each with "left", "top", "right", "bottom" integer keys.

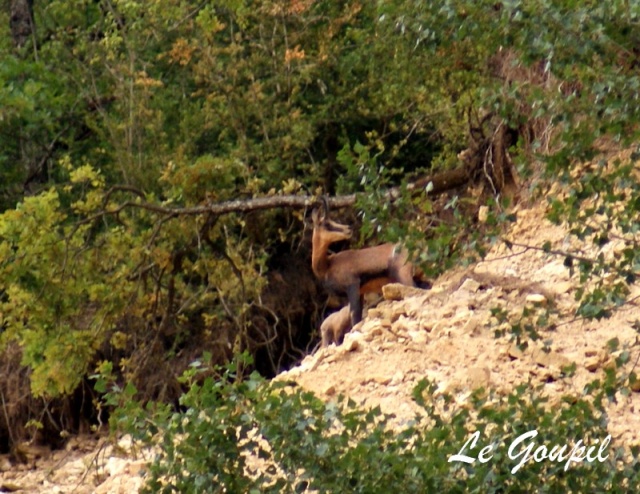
[{"left": 311, "top": 230, "right": 331, "bottom": 279}]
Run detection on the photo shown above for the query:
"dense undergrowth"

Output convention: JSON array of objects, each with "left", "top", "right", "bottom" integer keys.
[
  {"left": 101, "top": 354, "right": 640, "bottom": 493},
  {"left": 3, "top": 0, "right": 640, "bottom": 463}
]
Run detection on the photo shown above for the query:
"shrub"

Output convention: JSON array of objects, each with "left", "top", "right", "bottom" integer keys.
[{"left": 104, "top": 356, "right": 640, "bottom": 493}]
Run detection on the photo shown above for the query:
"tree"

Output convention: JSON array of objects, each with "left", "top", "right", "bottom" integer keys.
[
  {"left": 9, "top": 0, "right": 33, "bottom": 49},
  {"left": 2, "top": 0, "right": 640, "bottom": 450}
]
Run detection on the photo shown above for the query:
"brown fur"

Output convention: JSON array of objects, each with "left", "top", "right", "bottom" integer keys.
[
  {"left": 311, "top": 200, "right": 419, "bottom": 342},
  {"left": 320, "top": 306, "right": 351, "bottom": 347},
  {"left": 320, "top": 277, "right": 395, "bottom": 346}
]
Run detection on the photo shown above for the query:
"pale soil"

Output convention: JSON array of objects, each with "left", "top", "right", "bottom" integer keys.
[
  {"left": 0, "top": 435, "right": 148, "bottom": 493},
  {"left": 3, "top": 181, "right": 640, "bottom": 492},
  {"left": 282, "top": 200, "right": 640, "bottom": 450}
]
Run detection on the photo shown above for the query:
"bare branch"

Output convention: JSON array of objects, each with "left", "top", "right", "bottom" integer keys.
[
  {"left": 71, "top": 194, "right": 355, "bottom": 223},
  {"left": 64, "top": 162, "right": 475, "bottom": 246},
  {"left": 87, "top": 164, "right": 472, "bottom": 219},
  {"left": 502, "top": 239, "right": 597, "bottom": 265}
]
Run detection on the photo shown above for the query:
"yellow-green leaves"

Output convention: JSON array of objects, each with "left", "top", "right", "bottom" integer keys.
[
  {"left": 0, "top": 183, "right": 120, "bottom": 397},
  {"left": 69, "top": 164, "right": 104, "bottom": 187}
]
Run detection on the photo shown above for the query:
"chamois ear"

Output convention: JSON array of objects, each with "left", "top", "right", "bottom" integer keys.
[
  {"left": 312, "top": 197, "right": 328, "bottom": 224},
  {"left": 320, "top": 195, "right": 330, "bottom": 217},
  {"left": 311, "top": 207, "right": 320, "bottom": 226}
]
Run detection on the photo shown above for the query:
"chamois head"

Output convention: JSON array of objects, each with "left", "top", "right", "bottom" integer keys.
[{"left": 311, "top": 197, "right": 352, "bottom": 245}]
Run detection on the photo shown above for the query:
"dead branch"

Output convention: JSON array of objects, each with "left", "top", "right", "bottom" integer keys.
[
  {"left": 503, "top": 239, "right": 598, "bottom": 266},
  {"left": 114, "top": 194, "right": 356, "bottom": 217},
  {"left": 85, "top": 165, "right": 472, "bottom": 221}
]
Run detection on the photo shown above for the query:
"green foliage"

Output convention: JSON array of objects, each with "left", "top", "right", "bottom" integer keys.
[
  {"left": 0, "top": 187, "right": 123, "bottom": 396},
  {"left": 105, "top": 358, "right": 640, "bottom": 493},
  {"left": 0, "top": 162, "right": 266, "bottom": 398},
  {"left": 3, "top": 0, "right": 640, "bottom": 450}
]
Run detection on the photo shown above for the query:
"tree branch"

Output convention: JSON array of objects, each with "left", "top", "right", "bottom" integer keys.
[
  {"left": 91, "top": 164, "right": 472, "bottom": 218},
  {"left": 502, "top": 239, "right": 597, "bottom": 265},
  {"left": 77, "top": 194, "right": 354, "bottom": 221}
]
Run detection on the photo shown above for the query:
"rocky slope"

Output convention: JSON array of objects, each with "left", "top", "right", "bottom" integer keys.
[
  {"left": 3, "top": 193, "right": 640, "bottom": 492},
  {"left": 282, "top": 200, "right": 640, "bottom": 446}
]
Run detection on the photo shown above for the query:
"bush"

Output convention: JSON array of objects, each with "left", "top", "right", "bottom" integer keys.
[{"left": 105, "top": 356, "right": 640, "bottom": 493}]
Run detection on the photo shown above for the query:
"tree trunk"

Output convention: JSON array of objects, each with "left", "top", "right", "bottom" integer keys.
[{"left": 10, "top": 0, "right": 34, "bottom": 49}]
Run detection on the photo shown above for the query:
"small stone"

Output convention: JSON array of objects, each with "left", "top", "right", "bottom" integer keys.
[
  {"left": 547, "top": 366, "right": 564, "bottom": 380},
  {"left": 478, "top": 205, "right": 489, "bottom": 223},
  {"left": 362, "top": 331, "right": 375, "bottom": 342},
  {"left": 392, "top": 315, "right": 411, "bottom": 333},
  {"left": 585, "top": 356, "right": 601, "bottom": 372},
  {"left": 459, "top": 278, "right": 481, "bottom": 293},
  {"left": 629, "top": 378, "right": 640, "bottom": 393},
  {"left": 0, "top": 455, "right": 12, "bottom": 472},
  {"left": 408, "top": 329, "right": 429, "bottom": 345},
  {"left": 341, "top": 334, "right": 361, "bottom": 352},
  {"left": 106, "top": 457, "right": 130, "bottom": 477},
  {"left": 324, "top": 385, "right": 336, "bottom": 396},
  {"left": 390, "top": 371, "right": 405, "bottom": 386},
  {"left": 322, "top": 354, "right": 338, "bottom": 365},
  {"left": 131, "top": 459, "right": 146, "bottom": 474},
  {"left": 367, "top": 308, "right": 385, "bottom": 319},
  {"left": 603, "top": 357, "right": 617, "bottom": 371},
  {"left": 536, "top": 260, "right": 570, "bottom": 280},
  {"left": 379, "top": 318, "right": 393, "bottom": 328},
  {"left": 382, "top": 283, "right": 425, "bottom": 301},
  {"left": 532, "top": 348, "right": 570, "bottom": 369},
  {"left": 281, "top": 367, "right": 301, "bottom": 378},
  {"left": 388, "top": 306, "right": 408, "bottom": 323},
  {"left": 420, "top": 320, "right": 434, "bottom": 332},
  {"left": 382, "top": 283, "right": 407, "bottom": 301},
  {"left": 301, "top": 356, "right": 321, "bottom": 373},
  {"left": 526, "top": 293, "right": 548, "bottom": 305},
  {"left": 554, "top": 282, "right": 573, "bottom": 295},
  {"left": 449, "top": 309, "right": 473, "bottom": 326},
  {"left": 461, "top": 315, "right": 483, "bottom": 336},
  {"left": 51, "top": 457, "right": 86, "bottom": 482},
  {"left": 630, "top": 378, "right": 640, "bottom": 393},
  {"left": 533, "top": 368, "right": 560, "bottom": 383},
  {"left": 369, "top": 326, "right": 384, "bottom": 338},
  {"left": 372, "top": 375, "right": 392, "bottom": 385},
  {"left": 0, "top": 484, "right": 21, "bottom": 492},
  {"left": 14, "top": 442, "right": 50, "bottom": 463},
  {"left": 117, "top": 434, "right": 134, "bottom": 451},
  {"left": 441, "top": 379, "right": 464, "bottom": 395},
  {"left": 508, "top": 344, "right": 525, "bottom": 360},
  {"left": 467, "top": 366, "right": 491, "bottom": 389}
]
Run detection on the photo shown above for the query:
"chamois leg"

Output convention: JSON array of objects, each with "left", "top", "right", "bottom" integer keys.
[
  {"left": 347, "top": 284, "right": 364, "bottom": 328},
  {"left": 321, "top": 318, "right": 334, "bottom": 347}
]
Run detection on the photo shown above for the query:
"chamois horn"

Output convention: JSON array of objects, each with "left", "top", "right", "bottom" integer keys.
[
  {"left": 320, "top": 195, "right": 330, "bottom": 215},
  {"left": 311, "top": 195, "right": 330, "bottom": 225},
  {"left": 313, "top": 195, "right": 329, "bottom": 219}
]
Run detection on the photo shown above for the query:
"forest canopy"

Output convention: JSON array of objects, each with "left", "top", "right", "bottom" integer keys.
[{"left": 2, "top": 0, "right": 640, "bottom": 449}]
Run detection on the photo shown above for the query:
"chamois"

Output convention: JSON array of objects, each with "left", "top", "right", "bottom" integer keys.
[
  {"left": 320, "top": 305, "right": 351, "bottom": 346},
  {"left": 320, "top": 277, "right": 393, "bottom": 346},
  {"left": 311, "top": 198, "right": 419, "bottom": 341},
  {"left": 320, "top": 305, "right": 351, "bottom": 347}
]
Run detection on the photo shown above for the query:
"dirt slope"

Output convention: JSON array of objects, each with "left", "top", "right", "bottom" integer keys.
[
  {"left": 0, "top": 435, "right": 148, "bottom": 494},
  {"left": 279, "top": 200, "right": 640, "bottom": 446},
  {"left": 3, "top": 194, "right": 640, "bottom": 492}
]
